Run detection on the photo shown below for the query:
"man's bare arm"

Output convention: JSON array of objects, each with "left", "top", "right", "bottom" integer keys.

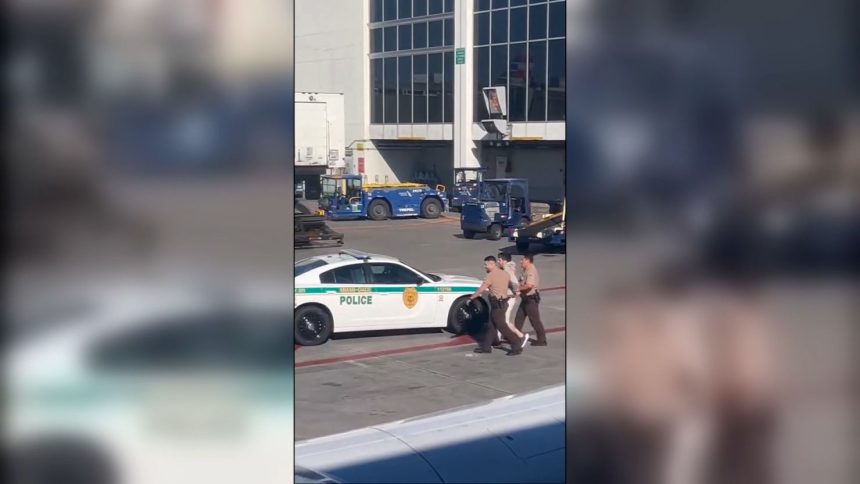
[{"left": 470, "top": 282, "right": 490, "bottom": 300}]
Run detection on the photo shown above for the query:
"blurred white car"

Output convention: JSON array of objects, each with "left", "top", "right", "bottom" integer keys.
[
  {"left": 294, "top": 250, "right": 488, "bottom": 345},
  {"left": 7, "top": 284, "right": 294, "bottom": 484}
]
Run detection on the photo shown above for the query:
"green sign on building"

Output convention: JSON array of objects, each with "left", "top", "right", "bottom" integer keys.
[{"left": 455, "top": 48, "right": 465, "bottom": 65}]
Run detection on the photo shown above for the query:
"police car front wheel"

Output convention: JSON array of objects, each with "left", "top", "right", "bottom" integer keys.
[
  {"left": 295, "top": 305, "right": 333, "bottom": 346},
  {"left": 447, "top": 297, "right": 488, "bottom": 335}
]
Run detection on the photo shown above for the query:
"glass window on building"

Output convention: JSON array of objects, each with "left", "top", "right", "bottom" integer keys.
[
  {"left": 413, "top": 0, "right": 427, "bottom": 17},
  {"left": 399, "top": 56, "right": 412, "bottom": 123},
  {"left": 445, "top": 0, "right": 454, "bottom": 13},
  {"left": 372, "top": 0, "right": 383, "bottom": 22},
  {"left": 475, "top": 12, "right": 490, "bottom": 46},
  {"left": 413, "top": 22, "right": 427, "bottom": 48},
  {"left": 428, "top": 20, "right": 443, "bottom": 47},
  {"left": 474, "top": 46, "right": 489, "bottom": 121},
  {"left": 529, "top": 0, "right": 547, "bottom": 3},
  {"left": 444, "top": 51, "right": 454, "bottom": 123},
  {"left": 546, "top": 38, "right": 564, "bottom": 120},
  {"left": 491, "top": 9, "right": 508, "bottom": 44},
  {"left": 527, "top": 40, "right": 546, "bottom": 121},
  {"left": 529, "top": 3, "right": 547, "bottom": 40},
  {"left": 508, "top": 42, "right": 527, "bottom": 121},
  {"left": 399, "top": 24, "right": 412, "bottom": 50},
  {"left": 491, "top": 44, "right": 507, "bottom": 88},
  {"left": 510, "top": 0, "right": 526, "bottom": 6},
  {"left": 371, "top": 28, "right": 383, "bottom": 53},
  {"left": 492, "top": 0, "right": 508, "bottom": 9},
  {"left": 398, "top": 0, "right": 412, "bottom": 19},
  {"left": 371, "top": 58, "right": 383, "bottom": 123},
  {"left": 384, "top": 0, "right": 397, "bottom": 21},
  {"left": 510, "top": 7, "right": 527, "bottom": 42},
  {"left": 428, "top": 0, "right": 444, "bottom": 15},
  {"left": 444, "top": 18, "right": 453, "bottom": 46},
  {"left": 413, "top": 54, "right": 427, "bottom": 123},
  {"left": 548, "top": 1, "right": 565, "bottom": 38},
  {"left": 384, "top": 57, "right": 398, "bottom": 123},
  {"left": 384, "top": 26, "right": 397, "bottom": 52},
  {"left": 475, "top": 0, "right": 490, "bottom": 11},
  {"left": 428, "top": 53, "right": 443, "bottom": 122}
]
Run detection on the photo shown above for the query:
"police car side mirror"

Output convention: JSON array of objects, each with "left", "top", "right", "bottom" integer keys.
[{"left": 416, "top": 277, "right": 425, "bottom": 286}]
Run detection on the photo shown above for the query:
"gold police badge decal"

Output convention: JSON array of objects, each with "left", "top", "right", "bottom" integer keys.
[{"left": 403, "top": 287, "right": 419, "bottom": 309}]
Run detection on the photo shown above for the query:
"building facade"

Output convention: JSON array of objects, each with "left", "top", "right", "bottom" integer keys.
[{"left": 296, "top": 0, "right": 565, "bottom": 202}]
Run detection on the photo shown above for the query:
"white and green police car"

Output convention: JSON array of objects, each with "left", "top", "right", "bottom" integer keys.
[{"left": 294, "top": 250, "right": 489, "bottom": 345}]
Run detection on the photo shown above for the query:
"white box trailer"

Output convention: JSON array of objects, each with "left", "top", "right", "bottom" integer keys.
[{"left": 295, "top": 92, "right": 345, "bottom": 170}]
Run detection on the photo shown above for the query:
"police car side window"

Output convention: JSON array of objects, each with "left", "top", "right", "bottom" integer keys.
[
  {"left": 368, "top": 263, "right": 419, "bottom": 284},
  {"left": 320, "top": 265, "right": 368, "bottom": 284}
]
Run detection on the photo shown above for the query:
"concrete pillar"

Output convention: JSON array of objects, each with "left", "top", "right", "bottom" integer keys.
[{"left": 453, "top": 0, "right": 482, "bottom": 175}]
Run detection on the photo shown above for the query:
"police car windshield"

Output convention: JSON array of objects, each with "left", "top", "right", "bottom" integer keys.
[
  {"left": 416, "top": 269, "right": 441, "bottom": 282},
  {"left": 295, "top": 258, "right": 329, "bottom": 276}
]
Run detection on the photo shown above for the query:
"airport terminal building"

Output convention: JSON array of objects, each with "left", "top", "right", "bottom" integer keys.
[{"left": 296, "top": 0, "right": 565, "bottom": 202}]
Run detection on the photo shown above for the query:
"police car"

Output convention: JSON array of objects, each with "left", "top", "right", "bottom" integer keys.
[{"left": 294, "top": 250, "right": 489, "bottom": 345}]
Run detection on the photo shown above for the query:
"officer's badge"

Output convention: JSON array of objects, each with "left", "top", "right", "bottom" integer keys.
[{"left": 403, "top": 287, "right": 418, "bottom": 309}]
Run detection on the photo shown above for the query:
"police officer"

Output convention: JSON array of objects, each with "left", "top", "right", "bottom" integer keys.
[
  {"left": 469, "top": 256, "right": 527, "bottom": 355},
  {"left": 515, "top": 254, "right": 548, "bottom": 346}
]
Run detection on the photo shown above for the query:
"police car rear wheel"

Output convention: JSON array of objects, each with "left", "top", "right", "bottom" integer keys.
[
  {"left": 487, "top": 224, "right": 503, "bottom": 241},
  {"left": 295, "top": 306, "right": 333, "bottom": 346},
  {"left": 447, "top": 297, "right": 488, "bottom": 335},
  {"left": 368, "top": 200, "right": 390, "bottom": 220},
  {"left": 421, "top": 199, "right": 442, "bottom": 219}
]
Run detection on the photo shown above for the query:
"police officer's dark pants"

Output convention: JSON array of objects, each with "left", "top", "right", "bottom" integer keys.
[
  {"left": 482, "top": 299, "right": 521, "bottom": 350},
  {"left": 515, "top": 295, "right": 547, "bottom": 343}
]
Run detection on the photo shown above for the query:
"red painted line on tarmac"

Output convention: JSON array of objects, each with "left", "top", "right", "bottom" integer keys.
[
  {"left": 539, "top": 286, "right": 565, "bottom": 293},
  {"left": 295, "top": 326, "right": 566, "bottom": 368}
]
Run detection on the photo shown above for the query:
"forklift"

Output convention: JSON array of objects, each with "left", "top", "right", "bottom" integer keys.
[{"left": 449, "top": 167, "right": 487, "bottom": 212}]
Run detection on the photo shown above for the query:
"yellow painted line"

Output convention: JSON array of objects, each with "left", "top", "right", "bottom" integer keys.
[{"left": 510, "top": 136, "right": 544, "bottom": 141}]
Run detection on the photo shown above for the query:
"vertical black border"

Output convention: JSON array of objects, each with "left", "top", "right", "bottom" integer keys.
[
  {"left": 564, "top": 1, "right": 571, "bottom": 482},
  {"left": 288, "top": 0, "right": 297, "bottom": 480}
]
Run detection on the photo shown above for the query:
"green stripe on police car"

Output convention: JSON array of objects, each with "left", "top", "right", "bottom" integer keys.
[{"left": 296, "top": 286, "right": 475, "bottom": 294}]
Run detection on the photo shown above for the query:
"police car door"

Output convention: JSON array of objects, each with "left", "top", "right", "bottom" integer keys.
[
  {"left": 366, "top": 263, "right": 434, "bottom": 328},
  {"left": 317, "top": 263, "right": 378, "bottom": 332}
]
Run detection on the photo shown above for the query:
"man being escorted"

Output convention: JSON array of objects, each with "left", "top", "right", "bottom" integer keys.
[
  {"left": 515, "top": 254, "right": 548, "bottom": 346},
  {"left": 496, "top": 252, "right": 525, "bottom": 345},
  {"left": 470, "top": 256, "right": 528, "bottom": 355}
]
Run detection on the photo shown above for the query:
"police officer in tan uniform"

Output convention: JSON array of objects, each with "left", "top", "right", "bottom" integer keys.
[
  {"left": 470, "top": 256, "right": 527, "bottom": 355},
  {"left": 515, "top": 254, "right": 548, "bottom": 346}
]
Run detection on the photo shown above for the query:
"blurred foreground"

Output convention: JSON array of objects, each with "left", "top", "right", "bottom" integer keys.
[
  {"left": 565, "top": 1, "right": 858, "bottom": 483},
  {"left": 7, "top": 1, "right": 295, "bottom": 483}
]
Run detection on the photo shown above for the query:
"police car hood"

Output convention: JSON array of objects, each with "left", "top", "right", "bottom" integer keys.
[{"left": 432, "top": 274, "right": 482, "bottom": 286}]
